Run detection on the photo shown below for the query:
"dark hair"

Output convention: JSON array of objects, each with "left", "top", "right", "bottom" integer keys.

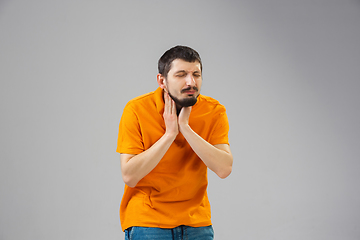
[{"left": 158, "top": 45, "right": 202, "bottom": 78}]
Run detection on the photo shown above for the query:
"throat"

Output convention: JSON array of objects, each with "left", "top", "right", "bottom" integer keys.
[{"left": 176, "top": 106, "right": 182, "bottom": 116}]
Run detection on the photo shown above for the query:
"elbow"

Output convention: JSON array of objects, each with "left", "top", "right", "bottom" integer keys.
[
  {"left": 122, "top": 174, "right": 138, "bottom": 188},
  {"left": 217, "top": 155, "right": 233, "bottom": 179},
  {"left": 217, "top": 165, "right": 232, "bottom": 179}
]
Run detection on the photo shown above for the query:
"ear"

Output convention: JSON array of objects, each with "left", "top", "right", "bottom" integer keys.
[{"left": 157, "top": 73, "right": 167, "bottom": 90}]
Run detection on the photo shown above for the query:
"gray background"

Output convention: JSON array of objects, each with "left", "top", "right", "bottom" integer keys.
[{"left": 1, "top": 0, "right": 359, "bottom": 239}]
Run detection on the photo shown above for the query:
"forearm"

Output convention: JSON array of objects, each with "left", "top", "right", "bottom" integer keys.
[
  {"left": 180, "top": 124, "right": 233, "bottom": 178},
  {"left": 120, "top": 132, "right": 176, "bottom": 187}
]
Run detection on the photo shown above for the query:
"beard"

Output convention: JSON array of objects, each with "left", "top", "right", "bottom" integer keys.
[{"left": 167, "top": 86, "right": 199, "bottom": 107}]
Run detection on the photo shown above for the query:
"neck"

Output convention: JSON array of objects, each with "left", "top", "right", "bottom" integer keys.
[{"left": 176, "top": 105, "right": 182, "bottom": 115}]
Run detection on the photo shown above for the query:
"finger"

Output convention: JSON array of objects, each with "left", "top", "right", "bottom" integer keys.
[
  {"left": 181, "top": 106, "right": 191, "bottom": 113},
  {"left": 179, "top": 106, "right": 191, "bottom": 120},
  {"left": 164, "top": 92, "right": 170, "bottom": 113},
  {"left": 165, "top": 93, "right": 175, "bottom": 115},
  {"left": 171, "top": 99, "right": 176, "bottom": 115}
]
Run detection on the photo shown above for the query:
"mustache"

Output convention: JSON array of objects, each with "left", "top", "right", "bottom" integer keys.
[{"left": 181, "top": 86, "right": 198, "bottom": 93}]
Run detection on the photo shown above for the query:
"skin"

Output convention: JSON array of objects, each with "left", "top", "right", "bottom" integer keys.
[{"left": 120, "top": 59, "right": 233, "bottom": 188}]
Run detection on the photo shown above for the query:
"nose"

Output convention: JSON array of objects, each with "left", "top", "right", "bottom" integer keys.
[{"left": 185, "top": 74, "right": 196, "bottom": 86}]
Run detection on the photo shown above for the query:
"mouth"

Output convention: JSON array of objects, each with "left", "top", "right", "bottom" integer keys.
[{"left": 181, "top": 87, "right": 198, "bottom": 95}]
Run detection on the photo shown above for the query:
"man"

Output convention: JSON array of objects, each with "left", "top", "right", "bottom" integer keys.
[{"left": 116, "top": 45, "right": 233, "bottom": 240}]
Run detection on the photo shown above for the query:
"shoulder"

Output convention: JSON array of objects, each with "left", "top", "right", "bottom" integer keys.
[
  {"left": 197, "top": 94, "right": 226, "bottom": 112},
  {"left": 124, "top": 91, "right": 156, "bottom": 110}
]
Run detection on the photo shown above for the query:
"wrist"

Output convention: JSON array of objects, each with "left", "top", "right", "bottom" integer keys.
[
  {"left": 164, "top": 131, "right": 178, "bottom": 141},
  {"left": 179, "top": 123, "right": 191, "bottom": 133}
]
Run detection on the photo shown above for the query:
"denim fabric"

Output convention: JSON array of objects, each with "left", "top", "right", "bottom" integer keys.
[{"left": 125, "top": 225, "right": 214, "bottom": 240}]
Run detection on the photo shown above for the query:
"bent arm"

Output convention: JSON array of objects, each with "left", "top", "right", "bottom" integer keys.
[
  {"left": 179, "top": 124, "right": 233, "bottom": 178},
  {"left": 120, "top": 92, "right": 178, "bottom": 188},
  {"left": 120, "top": 132, "right": 176, "bottom": 188}
]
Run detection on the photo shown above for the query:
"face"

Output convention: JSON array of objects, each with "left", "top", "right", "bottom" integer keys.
[{"left": 159, "top": 59, "right": 202, "bottom": 108}]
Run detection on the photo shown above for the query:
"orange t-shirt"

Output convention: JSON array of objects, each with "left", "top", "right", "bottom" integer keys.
[{"left": 116, "top": 87, "right": 229, "bottom": 231}]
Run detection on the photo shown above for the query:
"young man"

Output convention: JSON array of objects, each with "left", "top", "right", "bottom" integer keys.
[{"left": 117, "top": 45, "right": 233, "bottom": 240}]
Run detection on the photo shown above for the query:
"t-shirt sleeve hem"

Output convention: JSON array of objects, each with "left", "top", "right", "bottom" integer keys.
[{"left": 116, "top": 147, "right": 143, "bottom": 155}]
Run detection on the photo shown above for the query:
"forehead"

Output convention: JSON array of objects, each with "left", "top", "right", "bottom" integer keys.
[{"left": 169, "top": 59, "right": 201, "bottom": 73}]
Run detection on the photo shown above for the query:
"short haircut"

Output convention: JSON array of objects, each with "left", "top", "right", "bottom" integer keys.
[{"left": 158, "top": 45, "right": 202, "bottom": 78}]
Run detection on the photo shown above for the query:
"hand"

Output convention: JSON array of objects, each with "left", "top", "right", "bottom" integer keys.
[
  {"left": 163, "top": 92, "right": 179, "bottom": 137},
  {"left": 178, "top": 106, "right": 192, "bottom": 129}
]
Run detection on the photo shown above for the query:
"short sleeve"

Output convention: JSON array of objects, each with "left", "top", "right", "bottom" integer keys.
[
  {"left": 116, "top": 103, "right": 145, "bottom": 154},
  {"left": 209, "top": 110, "right": 229, "bottom": 145}
]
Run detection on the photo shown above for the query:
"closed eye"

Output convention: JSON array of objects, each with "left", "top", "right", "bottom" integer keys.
[{"left": 176, "top": 73, "right": 186, "bottom": 77}]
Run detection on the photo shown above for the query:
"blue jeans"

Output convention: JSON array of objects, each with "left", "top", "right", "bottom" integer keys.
[{"left": 125, "top": 225, "right": 214, "bottom": 240}]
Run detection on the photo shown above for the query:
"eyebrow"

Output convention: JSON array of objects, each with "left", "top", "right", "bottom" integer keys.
[{"left": 174, "top": 70, "right": 201, "bottom": 74}]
